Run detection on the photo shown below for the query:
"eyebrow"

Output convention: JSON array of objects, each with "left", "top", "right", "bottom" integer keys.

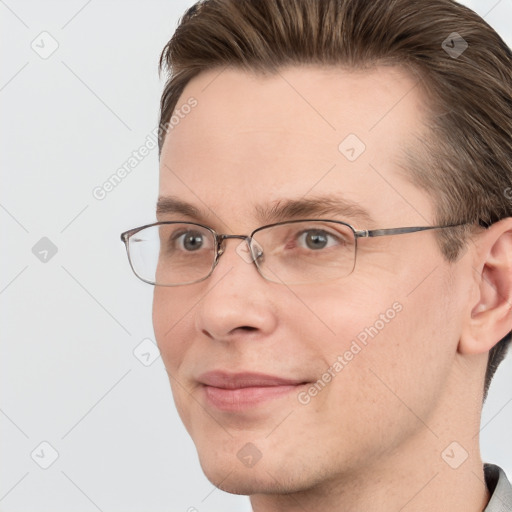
[{"left": 156, "top": 194, "right": 376, "bottom": 227}]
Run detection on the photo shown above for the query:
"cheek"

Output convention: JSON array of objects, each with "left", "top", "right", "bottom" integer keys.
[
  {"left": 152, "top": 288, "right": 192, "bottom": 373},
  {"left": 301, "top": 266, "right": 455, "bottom": 405},
  {"left": 288, "top": 278, "right": 401, "bottom": 352},
  {"left": 348, "top": 268, "right": 457, "bottom": 417},
  {"left": 152, "top": 287, "right": 198, "bottom": 432}
]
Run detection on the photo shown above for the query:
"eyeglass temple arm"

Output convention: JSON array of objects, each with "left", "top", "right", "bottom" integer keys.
[{"left": 355, "top": 223, "right": 467, "bottom": 238}]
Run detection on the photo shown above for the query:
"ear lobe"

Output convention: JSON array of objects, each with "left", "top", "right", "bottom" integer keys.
[{"left": 459, "top": 219, "right": 512, "bottom": 355}]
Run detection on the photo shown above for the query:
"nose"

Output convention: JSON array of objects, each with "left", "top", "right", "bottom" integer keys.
[{"left": 194, "top": 237, "right": 278, "bottom": 342}]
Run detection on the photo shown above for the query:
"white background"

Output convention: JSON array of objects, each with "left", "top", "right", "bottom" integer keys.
[{"left": 1, "top": 1, "right": 511, "bottom": 510}]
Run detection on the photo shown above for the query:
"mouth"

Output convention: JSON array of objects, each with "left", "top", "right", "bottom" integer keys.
[{"left": 197, "top": 371, "right": 310, "bottom": 412}]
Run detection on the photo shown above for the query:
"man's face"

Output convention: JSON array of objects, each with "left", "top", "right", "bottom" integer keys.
[{"left": 153, "top": 65, "right": 466, "bottom": 494}]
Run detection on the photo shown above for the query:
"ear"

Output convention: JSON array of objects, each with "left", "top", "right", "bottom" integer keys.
[{"left": 459, "top": 217, "right": 512, "bottom": 355}]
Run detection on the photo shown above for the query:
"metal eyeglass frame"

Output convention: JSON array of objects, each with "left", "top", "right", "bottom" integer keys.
[{"left": 120, "top": 219, "right": 469, "bottom": 286}]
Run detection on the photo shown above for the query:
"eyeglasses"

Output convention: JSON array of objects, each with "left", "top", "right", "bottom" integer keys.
[{"left": 120, "top": 219, "right": 467, "bottom": 286}]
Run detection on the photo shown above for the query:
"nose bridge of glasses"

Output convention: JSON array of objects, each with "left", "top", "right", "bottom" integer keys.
[{"left": 216, "top": 233, "right": 252, "bottom": 258}]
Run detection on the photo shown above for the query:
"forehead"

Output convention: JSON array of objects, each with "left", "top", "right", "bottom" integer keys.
[{"left": 158, "top": 65, "right": 434, "bottom": 230}]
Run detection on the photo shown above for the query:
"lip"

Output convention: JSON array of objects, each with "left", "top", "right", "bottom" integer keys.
[
  {"left": 198, "top": 370, "right": 307, "bottom": 388},
  {"left": 198, "top": 371, "right": 308, "bottom": 412}
]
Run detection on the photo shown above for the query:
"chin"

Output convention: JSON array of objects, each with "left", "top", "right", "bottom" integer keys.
[
  {"left": 196, "top": 450, "right": 266, "bottom": 495},
  {"left": 200, "top": 464, "right": 288, "bottom": 496},
  {"left": 196, "top": 448, "right": 320, "bottom": 496}
]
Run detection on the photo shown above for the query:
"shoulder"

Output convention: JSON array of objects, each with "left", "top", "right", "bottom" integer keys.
[{"left": 484, "top": 463, "right": 512, "bottom": 511}]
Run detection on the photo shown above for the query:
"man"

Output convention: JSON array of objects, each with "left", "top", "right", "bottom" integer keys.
[{"left": 121, "top": 0, "right": 512, "bottom": 509}]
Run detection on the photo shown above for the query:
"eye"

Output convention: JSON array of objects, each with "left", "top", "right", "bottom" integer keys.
[
  {"left": 172, "top": 230, "right": 208, "bottom": 251},
  {"left": 296, "top": 228, "right": 344, "bottom": 250}
]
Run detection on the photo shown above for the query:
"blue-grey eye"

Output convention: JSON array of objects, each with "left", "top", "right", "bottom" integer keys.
[
  {"left": 171, "top": 230, "right": 206, "bottom": 251},
  {"left": 299, "top": 229, "right": 334, "bottom": 250}
]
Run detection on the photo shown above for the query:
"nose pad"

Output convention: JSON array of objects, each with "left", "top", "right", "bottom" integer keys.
[
  {"left": 235, "top": 237, "right": 264, "bottom": 265},
  {"left": 235, "top": 237, "right": 256, "bottom": 264},
  {"left": 252, "top": 239, "right": 265, "bottom": 264}
]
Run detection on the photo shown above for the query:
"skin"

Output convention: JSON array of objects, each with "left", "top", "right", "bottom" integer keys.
[{"left": 153, "top": 65, "right": 512, "bottom": 511}]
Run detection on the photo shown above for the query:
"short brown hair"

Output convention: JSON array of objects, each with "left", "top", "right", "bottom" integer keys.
[{"left": 157, "top": 0, "right": 512, "bottom": 401}]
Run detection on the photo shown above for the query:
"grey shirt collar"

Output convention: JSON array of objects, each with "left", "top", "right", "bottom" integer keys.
[{"left": 484, "top": 464, "right": 512, "bottom": 511}]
